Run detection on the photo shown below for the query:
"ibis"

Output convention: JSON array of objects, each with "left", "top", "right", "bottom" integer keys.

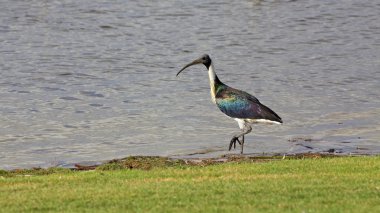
[{"left": 176, "top": 54, "right": 282, "bottom": 154}]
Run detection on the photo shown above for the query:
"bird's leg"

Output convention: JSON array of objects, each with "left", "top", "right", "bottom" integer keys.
[
  {"left": 229, "top": 126, "right": 252, "bottom": 153},
  {"left": 239, "top": 126, "right": 251, "bottom": 154},
  {"left": 229, "top": 137, "right": 241, "bottom": 151},
  {"left": 241, "top": 135, "right": 245, "bottom": 154}
]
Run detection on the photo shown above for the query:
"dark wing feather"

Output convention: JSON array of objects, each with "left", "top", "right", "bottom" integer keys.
[{"left": 215, "top": 86, "right": 282, "bottom": 123}]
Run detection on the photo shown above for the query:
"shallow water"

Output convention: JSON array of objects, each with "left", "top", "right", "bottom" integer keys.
[{"left": 1, "top": 0, "right": 380, "bottom": 169}]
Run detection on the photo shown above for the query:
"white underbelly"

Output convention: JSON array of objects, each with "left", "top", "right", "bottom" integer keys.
[{"left": 234, "top": 118, "right": 282, "bottom": 129}]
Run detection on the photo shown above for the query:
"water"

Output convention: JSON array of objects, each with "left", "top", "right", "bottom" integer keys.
[{"left": 1, "top": 0, "right": 380, "bottom": 169}]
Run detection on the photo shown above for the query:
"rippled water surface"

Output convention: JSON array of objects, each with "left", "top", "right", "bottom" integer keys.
[{"left": 1, "top": 0, "right": 380, "bottom": 169}]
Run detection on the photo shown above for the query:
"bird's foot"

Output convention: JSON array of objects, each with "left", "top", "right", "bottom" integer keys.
[{"left": 229, "top": 137, "right": 241, "bottom": 151}]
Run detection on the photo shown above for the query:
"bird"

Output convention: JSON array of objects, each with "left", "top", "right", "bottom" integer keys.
[{"left": 176, "top": 54, "right": 282, "bottom": 154}]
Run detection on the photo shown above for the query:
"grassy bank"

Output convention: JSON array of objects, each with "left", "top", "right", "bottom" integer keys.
[{"left": 0, "top": 156, "right": 379, "bottom": 212}]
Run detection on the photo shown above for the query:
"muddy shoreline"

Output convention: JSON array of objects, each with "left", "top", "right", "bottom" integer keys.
[
  {"left": 2, "top": 152, "right": 373, "bottom": 176},
  {"left": 76, "top": 153, "right": 367, "bottom": 171}
]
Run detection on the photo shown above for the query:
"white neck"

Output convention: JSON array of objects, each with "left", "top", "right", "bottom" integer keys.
[
  {"left": 208, "top": 63, "right": 217, "bottom": 103},
  {"left": 208, "top": 63, "right": 216, "bottom": 82}
]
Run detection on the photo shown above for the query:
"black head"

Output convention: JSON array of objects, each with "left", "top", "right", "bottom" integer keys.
[{"left": 176, "top": 54, "right": 212, "bottom": 76}]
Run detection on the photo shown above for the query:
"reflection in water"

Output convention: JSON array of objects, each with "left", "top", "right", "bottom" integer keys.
[{"left": 0, "top": 0, "right": 379, "bottom": 169}]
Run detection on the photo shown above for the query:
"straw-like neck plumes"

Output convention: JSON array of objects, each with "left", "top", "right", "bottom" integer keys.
[{"left": 208, "top": 63, "right": 223, "bottom": 103}]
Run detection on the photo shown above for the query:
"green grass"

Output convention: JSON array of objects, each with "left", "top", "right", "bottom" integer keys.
[{"left": 1, "top": 156, "right": 379, "bottom": 212}]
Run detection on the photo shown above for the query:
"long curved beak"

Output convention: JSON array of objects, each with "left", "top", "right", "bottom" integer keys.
[{"left": 176, "top": 58, "right": 203, "bottom": 76}]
